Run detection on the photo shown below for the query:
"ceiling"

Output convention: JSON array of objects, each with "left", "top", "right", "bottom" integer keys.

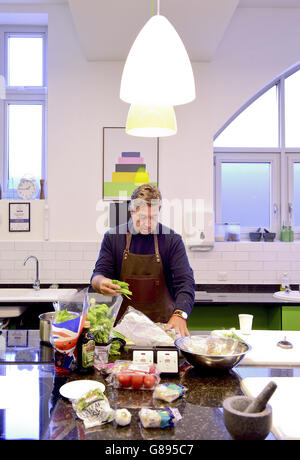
[
  {"left": 67, "top": 0, "right": 240, "bottom": 62},
  {"left": 239, "top": 0, "right": 300, "bottom": 6},
  {"left": 1, "top": 0, "right": 299, "bottom": 61}
]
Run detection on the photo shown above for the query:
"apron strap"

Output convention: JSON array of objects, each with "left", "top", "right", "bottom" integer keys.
[
  {"left": 124, "top": 232, "right": 160, "bottom": 263},
  {"left": 154, "top": 234, "right": 160, "bottom": 263},
  {"left": 124, "top": 232, "right": 131, "bottom": 260}
]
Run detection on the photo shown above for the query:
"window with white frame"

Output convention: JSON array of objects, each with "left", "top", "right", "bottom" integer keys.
[
  {"left": 0, "top": 25, "right": 47, "bottom": 198},
  {"left": 214, "top": 65, "right": 300, "bottom": 238}
]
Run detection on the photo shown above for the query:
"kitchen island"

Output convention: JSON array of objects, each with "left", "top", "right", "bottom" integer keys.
[{"left": 2, "top": 329, "right": 298, "bottom": 441}]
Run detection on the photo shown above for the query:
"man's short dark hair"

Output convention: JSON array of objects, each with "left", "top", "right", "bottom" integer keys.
[{"left": 130, "top": 184, "right": 162, "bottom": 210}]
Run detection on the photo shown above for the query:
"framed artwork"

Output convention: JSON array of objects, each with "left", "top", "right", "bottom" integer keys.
[
  {"left": 102, "top": 127, "right": 159, "bottom": 201},
  {"left": 9, "top": 202, "right": 31, "bottom": 232}
]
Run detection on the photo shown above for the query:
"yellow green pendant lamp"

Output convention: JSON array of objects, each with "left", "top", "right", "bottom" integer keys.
[{"left": 126, "top": 104, "right": 177, "bottom": 137}]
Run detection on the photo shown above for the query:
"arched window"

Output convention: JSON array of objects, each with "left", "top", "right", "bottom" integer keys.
[{"left": 214, "top": 64, "right": 300, "bottom": 239}]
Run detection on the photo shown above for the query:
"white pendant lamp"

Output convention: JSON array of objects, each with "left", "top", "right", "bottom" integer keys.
[
  {"left": 126, "top": 104, "right": 177, "bottom": 137},
  {"left": 120, "top": 3, "right": 195, "bottom": 107}
]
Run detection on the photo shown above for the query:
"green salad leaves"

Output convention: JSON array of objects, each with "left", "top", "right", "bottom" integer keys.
[
  {"left": 86, "top": 302, "right": 126, "bottom": 355},
  {"left": 86, "top": 303, "right": 114, "bottom": 344},
  {"left": 75, "top": 388, "right": 105, "bottom": 411},
  {"left": 109, "top": 330, "right": 126, "bottom": 356},
  {"left": 54, "top": 309, "right": 77, "bottom": 324}
]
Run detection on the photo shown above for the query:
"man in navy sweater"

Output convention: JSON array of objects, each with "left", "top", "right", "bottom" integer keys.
[{"left": 91, "top": 184, "right": 195, "bottom": 337}]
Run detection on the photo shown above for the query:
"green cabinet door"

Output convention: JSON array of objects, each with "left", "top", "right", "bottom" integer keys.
[
  {"left": 188, "top": 304, "right": 281, "bottom": 331},
  {"left": 282, "top": 306, "right": 300, "bottom": 330}
]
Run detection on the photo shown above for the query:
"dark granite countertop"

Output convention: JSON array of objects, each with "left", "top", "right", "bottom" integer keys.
[
  {"left": 40, "top": 362, "right": 294, "bottom": 441},
  {"left": 0, "top": 329, "right": 280, "bottom": 441},
  {"left": 0, "top": 330, "right": 298, "bottom": 441},
  {"left": 42, "top": 365, "right": 239, "bottom": 441}
]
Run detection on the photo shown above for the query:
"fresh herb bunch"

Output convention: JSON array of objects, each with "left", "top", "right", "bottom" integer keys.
[{"left": 112, "top": 280, "right": 132, "bottom": 299}]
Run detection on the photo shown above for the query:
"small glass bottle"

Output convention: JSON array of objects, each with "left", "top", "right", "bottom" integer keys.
[
  {"left": 281, "top": 225, "right": 289, "bottom": 242},
  {"left": 77, "top": 321, "right": 95, "bottom": 374},
  {"left": 288, "top": 226, "right": 294, "bottom": 242},
  {"left": 226, "top": 223, "right": 240, "bottom": 241},
  {"left": 280, "top": 273, "right": 290, "bottom": 292}
]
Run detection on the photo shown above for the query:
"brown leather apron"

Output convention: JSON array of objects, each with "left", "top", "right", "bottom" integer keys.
[{"left": 115, "top": 232, "right": 174, "bottom": 324}]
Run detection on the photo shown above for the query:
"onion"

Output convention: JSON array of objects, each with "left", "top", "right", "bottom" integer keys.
[{"left": 115, "top": 408, "right": 131, "bottom": 426}]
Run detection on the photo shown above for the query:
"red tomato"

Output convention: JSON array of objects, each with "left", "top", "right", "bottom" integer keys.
[
  {"left": 131, "top": 374, "right": 144, "bottom": 389},
  {"left": 143, "top": 375, "right": 156, "bottom": 388},
  {"left": 117, "top": 373, "right": 132, "bottom": 387},
  {"left": 149, "top": 365, "right": 156, "bottom": 375}
]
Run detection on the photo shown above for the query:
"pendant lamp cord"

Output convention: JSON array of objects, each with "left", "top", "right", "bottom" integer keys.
[{"left": 152, "top": 0, "right": 160, "bottom": 16}]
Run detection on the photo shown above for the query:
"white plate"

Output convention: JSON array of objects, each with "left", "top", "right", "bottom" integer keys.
[
  {"left": 273, "top": 290, "right": 300, "bottom": 301},
  {"left": 59, "top": 380, "right": 105, "bottom": 400}
]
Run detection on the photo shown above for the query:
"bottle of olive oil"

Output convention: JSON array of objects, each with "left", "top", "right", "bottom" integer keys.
[{"left": 77, "top": 321, "right": 95, "bottom": 374}]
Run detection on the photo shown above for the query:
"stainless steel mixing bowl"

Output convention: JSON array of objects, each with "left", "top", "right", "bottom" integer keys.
[{"left": 175, "top": 335, "right": 251, "bottom": 370}]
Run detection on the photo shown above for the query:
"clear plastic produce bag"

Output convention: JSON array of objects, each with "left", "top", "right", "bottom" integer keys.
[
  {"left": 85, "top": 293, "right": 123, "bottom": 345},
  {"left": 51, "top": 288, "right": 91, "bottom": 373},
  {"left": 114, "top": 306, "right": 174, "bottom": 346},
  {"left": 51, "top": 289, "right": 124, "bottom": 372}
]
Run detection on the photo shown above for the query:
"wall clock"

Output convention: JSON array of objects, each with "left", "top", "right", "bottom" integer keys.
[{"left": 17, "top": 178, "right": 39, "bottom": 200}]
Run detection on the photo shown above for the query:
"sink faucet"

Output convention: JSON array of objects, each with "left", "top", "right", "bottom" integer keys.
[{"left": 24, "top": 255, "right": 40, "bottom": 290}]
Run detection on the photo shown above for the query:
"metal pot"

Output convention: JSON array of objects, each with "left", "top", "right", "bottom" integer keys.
[{"left": 39, "top": 311, "right": 56, "bottom": 344}]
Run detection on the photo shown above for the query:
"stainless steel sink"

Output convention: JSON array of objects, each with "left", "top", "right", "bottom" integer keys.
[
  {"left": 0, "top": 288, "right": 77, "bottom": 302},
  {"left": 0, "top": 288, "right": 78, "bottom": 318}
]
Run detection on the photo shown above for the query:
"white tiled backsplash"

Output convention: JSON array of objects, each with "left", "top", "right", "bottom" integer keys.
[
  {"left": 190, "top": 241, "right": 300, "bottom": 285},
  {"left": 0, "top": 242, "right": 100, "bottom": 285},
  {"left": 0, "top": 240, "right": 299, "bottom": 285}
]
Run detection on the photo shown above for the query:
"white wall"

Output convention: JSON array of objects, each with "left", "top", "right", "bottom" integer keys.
[{"left": 1, "top": 4, "right": 300, "bottom": 284}]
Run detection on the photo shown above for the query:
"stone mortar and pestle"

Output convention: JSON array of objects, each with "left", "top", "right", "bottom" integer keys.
[{"left": 223, "top": 381, "right": 277, "bottom": 440}]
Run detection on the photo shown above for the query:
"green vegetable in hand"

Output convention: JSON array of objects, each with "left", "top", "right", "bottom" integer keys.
[
  {"left": 54, "top": 309, "right": 77, "bottom": 324},
  {"left": 111, "top": 280, "right": 132, "bottom": 299}
]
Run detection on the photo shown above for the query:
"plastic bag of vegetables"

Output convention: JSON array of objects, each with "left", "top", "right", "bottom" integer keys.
[
  {"left": 72, "top": 388, "right": 115, "bottom": 429},
  {"left": 86, "top": 295, "right": 123, "bottom": 345},
  {"left": 51, "top": 290, "right": 91, "bottom": 373}
]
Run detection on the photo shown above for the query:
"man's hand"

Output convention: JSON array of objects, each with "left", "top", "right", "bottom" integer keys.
[
  {"left": 165, "top": 314, "right": 190, "bottom": 338},
  {"left": 92, "top": 275, "right": 121, "bottom": 296}
]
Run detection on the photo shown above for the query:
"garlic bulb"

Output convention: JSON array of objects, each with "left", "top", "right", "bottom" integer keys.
[{"left": 115, "top": 408, "right": 131, "bottom": 426}]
